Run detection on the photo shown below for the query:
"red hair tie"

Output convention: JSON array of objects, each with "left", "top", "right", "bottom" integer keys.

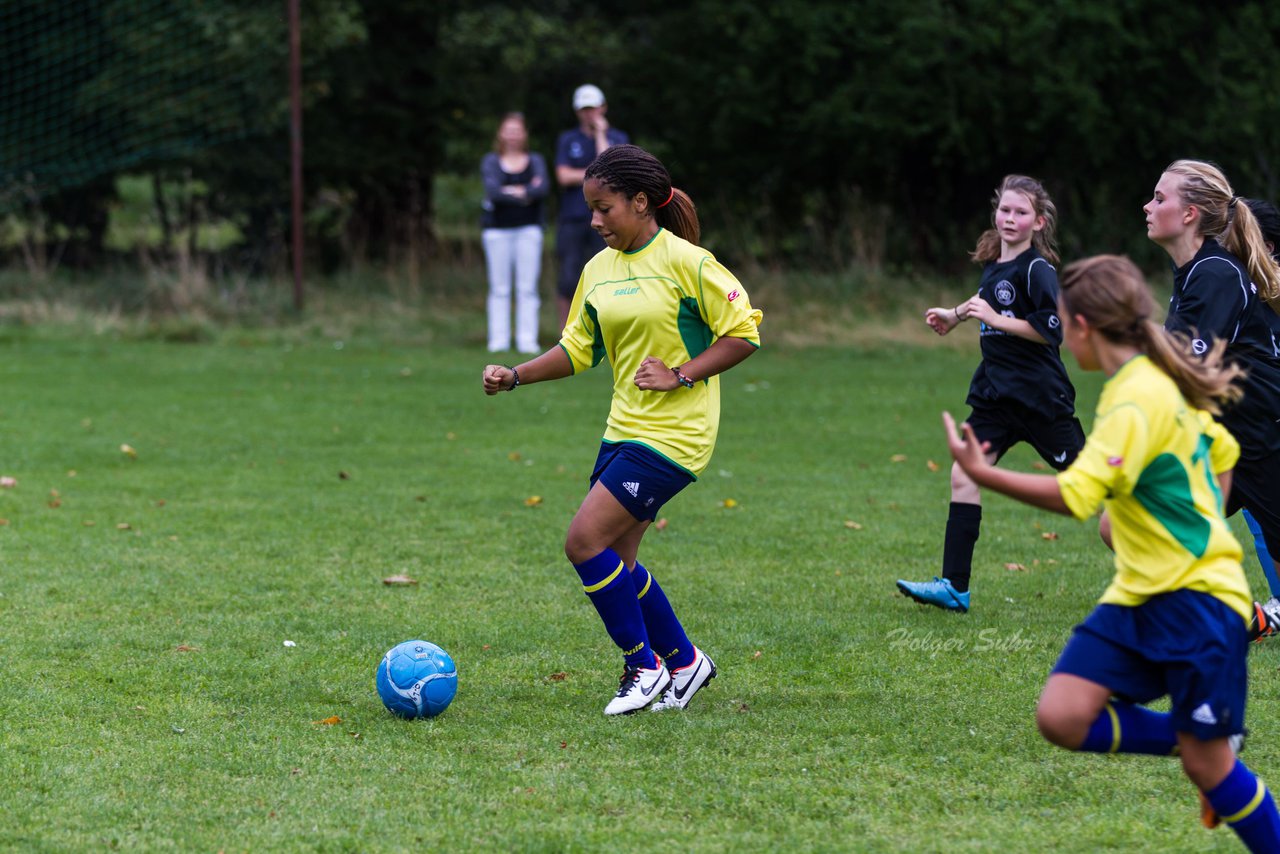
[{"left": 656, "top": 187, "right": 674, "bottom": 209}]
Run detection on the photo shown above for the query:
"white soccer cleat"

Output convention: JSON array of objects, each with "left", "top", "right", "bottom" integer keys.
[
  {"left": 603, "top": 662, "right": 671, "bottom": 715},
  {"left": 650, "top": 647, "right": 717, "bottom": 711}
]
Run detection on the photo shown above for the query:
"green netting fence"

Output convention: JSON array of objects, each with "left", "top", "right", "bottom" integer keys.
[{"left": 0, "top": 0, "right": 279, "bottom": 206}]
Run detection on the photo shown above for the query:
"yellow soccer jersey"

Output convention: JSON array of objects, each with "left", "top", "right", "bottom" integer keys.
[
  {"left": 1057, "top": 355, "right": 1249, "bottom": 621},
  {"left": 558, "top": 228, "right": 762, "bottom": 476}
]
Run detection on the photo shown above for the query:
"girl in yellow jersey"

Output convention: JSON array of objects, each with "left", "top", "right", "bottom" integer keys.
[
  {"left": 945, "top": 255, "right": 1279, "bottom": 850},
  {"left": 483, "top": 144, "right": 762, "bottom": 715}
]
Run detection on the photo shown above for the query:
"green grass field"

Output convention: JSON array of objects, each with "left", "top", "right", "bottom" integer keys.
[{"left": 2, "top": 310, "right": 1277, "bottom": 852}]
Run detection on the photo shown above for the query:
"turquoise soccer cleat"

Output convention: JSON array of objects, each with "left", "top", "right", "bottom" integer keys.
[{"left": 896, "top": 576, "right": 971, "bottom": 613}]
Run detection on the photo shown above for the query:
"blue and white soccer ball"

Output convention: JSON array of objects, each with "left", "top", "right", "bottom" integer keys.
[{"left": 375, "top": 640, "right": 457, "bottom": 719}]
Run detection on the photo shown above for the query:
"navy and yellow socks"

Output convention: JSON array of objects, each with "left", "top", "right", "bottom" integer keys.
[
  {"left": 631, "top": 562, "right": 694, "bottom": 671},
  {"left": 1203, "top": 759, "right": 1280, "bottom": 852},
  {"left": 573, "top": 548, "right": 654, "bottom": 669},
  {"left": 1078, "top": 701, "right": 1177, "bottom": 755}
]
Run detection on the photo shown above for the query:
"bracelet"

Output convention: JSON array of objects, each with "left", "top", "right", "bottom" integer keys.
[
  {"left": 506, "top": 366, "right": 520, "bottom": 391},
  {"left": 955, "top": 304, "right": 966, "bottom": 321},
  {"left": 672, "top": 366, "right": 695, "bottom": 389}
]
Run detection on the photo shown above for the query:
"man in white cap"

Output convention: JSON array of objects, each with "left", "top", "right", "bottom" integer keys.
[{"left": 554, "top": 84, "right": 630, "bottom": 328}]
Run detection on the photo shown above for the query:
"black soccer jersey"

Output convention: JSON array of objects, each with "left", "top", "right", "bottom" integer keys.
[
  {"left": 966, "top": 247, "right": 1076, "bottom": 416},
  {"left": 1165, "top": 240, "right": 1280, "bottom": 459}
]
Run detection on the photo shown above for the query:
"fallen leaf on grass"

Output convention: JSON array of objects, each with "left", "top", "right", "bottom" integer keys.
[
  {"left": 722, "top": 498, "right": 738, "bottom": 509},
  {"left": 844, "top": 520, "right": 863, "bottom": 530},
  {"left": 120, "top": 444, "right": 138, "bottom": 459},
  {"left": 547, "top": 672, "right": 567, "bottom": 682},
  {"left": 926, "top": 459, "right": 940, "bottom": 472},
  {"left": 0, "top": 519, "right": 8, "bottom": 526},
  {"left": 47, "top": 499, "right": 61, "bottom": 509},
  {"left": 0, "top": 476, "right": 15, "bottom": 488},
  {"left": 382, "top": 574, "right": 418, "bottom": 586},
  {"left": 752, "top": 650, "right": 762, "bottom": 659},
  {"left": 116, "top": 522, "right": 131, "bottom": 530},
  {"left": 314, "top": 716, "right": 342, "bottom": 726},
  {"left": 338, "top": 470, "right": 350, "bottom": 480},
  {"left": 890, "top": 454, "right": 908, "bottom": 463},
  {"left": 175, "top": 644, "right": 200, "bottom": 653},
  {"left": 1041, "top": 532, "right": 1059, "bottom": 540},
  {"left": 654, "top": 518, "right": 669, "bottom": 531},
  {"left": 508, "top": 451, "right": 522, "bottom": 462},
  {"left": 82, "top": 520, "right": 94, "bottom": 527},
  {"left": 560, "top": 741, "right": 567, "bottom": 749},
  {"left": 1031, "top": 461, "right": 1048, "bottom": 471},
  {"left": 524, "top": 495, "right": 543, "bottom": 507},
  {"left": 1004, "top": 562, "right": 1028, "bottom": 572}
]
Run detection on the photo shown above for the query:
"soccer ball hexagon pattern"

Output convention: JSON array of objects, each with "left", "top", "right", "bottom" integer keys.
[{"left": 375, "top": 640, "right": 458, "bottom": 719}]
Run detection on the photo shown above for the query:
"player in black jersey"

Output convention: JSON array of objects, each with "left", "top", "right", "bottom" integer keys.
[
  {"left": 1239, "top": 198, "right": 1280, "bottom": 635},
  {"left": 1144, "top": 161, "right": 1280, "bottom": 641},
  {"left": 897, "top": 175, "right": 1084, "bottom": 612}
]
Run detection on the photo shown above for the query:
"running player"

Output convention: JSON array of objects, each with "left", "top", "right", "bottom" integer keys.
[
  {"left": 948, "top": 254, "right": 1279, "bottom": 851},
  {"left": 897, "top": 175, "right": 1084, "bottom": 612},
  {"left": 1240, "top": 198, "right": 1280, "bottom": 632},
  {"left": 483, "top": 144, "right": 762, "bottom": 715},
  {"left": 1144, "top": 161, "right": 1280, "bottom": 642}
]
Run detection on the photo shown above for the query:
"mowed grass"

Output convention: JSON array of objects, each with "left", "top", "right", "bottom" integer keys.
[{"left": 2, "top": 320, "right": 1278, "bottom": 852}]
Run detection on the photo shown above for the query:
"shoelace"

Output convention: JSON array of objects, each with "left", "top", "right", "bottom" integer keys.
[{"left": 614, "top": 666, "right": 641, "bottom": 697}]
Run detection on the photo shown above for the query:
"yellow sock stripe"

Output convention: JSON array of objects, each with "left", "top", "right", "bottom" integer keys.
[
  {"left": 1221, "top": 779, "right": 1267, "bottom": 825},
  {"left": 1105, "top": 702, "right": 1121, "bottom": 754},
  {"left": 636, "top": 570, "right": 652, "bottom": 600},
  {"left": 582, "top": 561, "right": 625, "bottom": 594}
]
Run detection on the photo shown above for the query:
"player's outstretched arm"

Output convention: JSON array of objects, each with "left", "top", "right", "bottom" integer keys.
[
  {"left": 943, "top": 412, "right": 1071, "bottom": 515},
  {"left": 482, "top": 347, "right": 574, "bottom": 395}
]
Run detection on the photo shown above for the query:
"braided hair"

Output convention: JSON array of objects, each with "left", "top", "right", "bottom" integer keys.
[{"left": 584, "top": 144, "right": 700, "bottom": 245}]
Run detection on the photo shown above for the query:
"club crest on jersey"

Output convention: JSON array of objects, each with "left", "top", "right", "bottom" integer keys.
[
  {"left": 727, "top": 289, "right": 739, "bottom": 302},
  {"left": 994, "top": 280, "right": 1016, "bottom": 306},
  {"left": 1047, "top": 315, "right": 1060, "bottom": 329},
  {"left": 1107, "top": 456, "right": 1124, "bottom": 467}
]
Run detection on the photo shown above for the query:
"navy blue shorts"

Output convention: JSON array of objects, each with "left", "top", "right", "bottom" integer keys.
[
  {"left": 589, "top": 441, "right": 693, "bottom": 522},
  {"left": 965, "top": 402, "right": 1084, "bottom": 471},
  {"left": 1052, "top": 589, "right": 1249, "bottom": 740}
]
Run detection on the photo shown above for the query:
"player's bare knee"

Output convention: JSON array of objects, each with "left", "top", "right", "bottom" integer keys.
[
  {"left": 1035, "top": 704, "right": 1084, "bottom": 749},
  {"left": 951, "top": 462, "right": 980, "bottom": 502}
]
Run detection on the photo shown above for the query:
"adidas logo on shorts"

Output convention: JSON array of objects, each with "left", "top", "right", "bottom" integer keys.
[
  {"left": 623, "top": 481, "right": 640, "bottom": 498},
  {"left": 1192, "top": 702, "right": 1218, "bottom": 726}
]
